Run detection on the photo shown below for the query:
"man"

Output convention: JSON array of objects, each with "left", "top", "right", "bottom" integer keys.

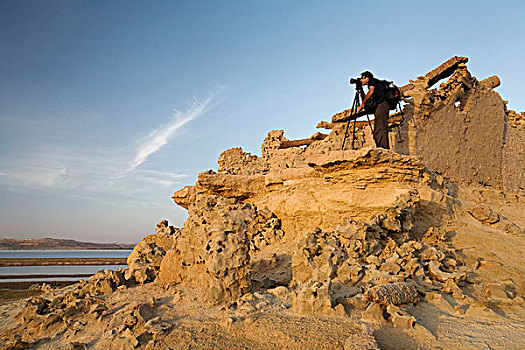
[{"left": 358, "top": 71, "right": 390, "bottom": 149}]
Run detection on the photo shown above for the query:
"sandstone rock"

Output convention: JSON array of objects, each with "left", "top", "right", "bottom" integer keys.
[
  {"left": 291, "top": 280, "right": 333, "bottom": 315},
  {"left": 158, "top": 195, "right": 254, "bottom": 305},
  {"left": 361, "top": 302, "right": 387, "bottom": 324},
  {"left": 428, "top": 260, "right": 465, "bottom": 283},
  {"left": 292, "top": 228, "right": 347, "bottom": 285},
  {"left": 442, "top": 279, "right": 464, "bottom": 299},
  {"left": 425, "top": 292, "right": 456, "bottom": 314},
  {"left": 127, "top": 220, "right": 179, "bottom": 277},
  {"left": 218, "top": 147, "right": 269, "bottom": 175},
  {"left": 467, "top": 205, "right": 500, "bottom": 225},
  {"left": 17, "top": 297, "right": 50, "bottom": 323},
  {"left": 386, "top": 304, "right": 416, "bottom": 329},
  {"left": 112, "top": 328, "right": 139, "bottom": 349},
  {"left": 484, "top": 283, "right": 511, "bottom": 301}
]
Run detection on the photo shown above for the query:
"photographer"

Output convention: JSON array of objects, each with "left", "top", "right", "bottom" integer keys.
[{"left": 357, "top": 71, "right": 390, "bottom": 149}]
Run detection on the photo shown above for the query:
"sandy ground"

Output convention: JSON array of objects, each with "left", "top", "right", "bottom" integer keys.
[{"left": 0, "top": 281, "right": 523, "bottom": 349}]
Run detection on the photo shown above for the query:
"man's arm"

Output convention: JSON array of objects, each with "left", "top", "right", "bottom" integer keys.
[{"left": 360, "top": 85, "right": 374, "bottom": 109}]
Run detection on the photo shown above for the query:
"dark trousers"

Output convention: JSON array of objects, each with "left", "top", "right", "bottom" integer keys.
[{"left": 373, "top": 101, "right": 390, "bottom": 149}]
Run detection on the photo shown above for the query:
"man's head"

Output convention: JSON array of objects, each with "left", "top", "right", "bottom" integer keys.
[{"left": 360, "top": 71, "right": 374, "bottom": 85}]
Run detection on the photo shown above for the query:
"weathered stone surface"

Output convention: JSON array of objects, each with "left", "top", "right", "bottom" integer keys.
[
  {"left": 386, "top": 304, "right": 416, "bottom": 329},
  {"left": 291, "top": 280, "right": 333, "bottom": 315},
  {"left": 173, "top": 146, "right": 450, "bottom": 244},
  {"left": 361, "top": 302, "right": 387, "bottom": 324},
  {"left": 128, "top": 238, "right": 166, "bottom": 268},
  {"left": 218, "top": 147, "right": 269, "bottom": 175},
  {"left": 159, "top": 195, "right": 283, "bottom": 305}
]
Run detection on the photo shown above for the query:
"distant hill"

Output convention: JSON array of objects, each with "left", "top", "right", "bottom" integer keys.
[{"left": 0, "top": 238, "right": 136, "bottom": 250}]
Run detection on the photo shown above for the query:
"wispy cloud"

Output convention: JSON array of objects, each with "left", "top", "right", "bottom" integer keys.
[
  {"left": 128, "top": 87, "right": 224, "bottom": 172},
  {"left": 0, "top": 86, "right": 225, "bottom": 207}
]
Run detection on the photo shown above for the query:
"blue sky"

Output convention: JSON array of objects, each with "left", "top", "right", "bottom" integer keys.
[{"left": 1, "top": 1, "right": 524, "bottom": 243}]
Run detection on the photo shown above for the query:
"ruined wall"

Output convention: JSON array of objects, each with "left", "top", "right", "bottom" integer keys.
[
  {"left": 398, "top": 66, "right": 506, "bottom": 186},
  {"left": 502, "top": 111, "right": 525, "bottom": 194},
  {"left": 391, "top": 62, "right": 524, "bottom": 195}
]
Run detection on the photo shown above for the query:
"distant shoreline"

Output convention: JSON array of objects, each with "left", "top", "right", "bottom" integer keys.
[
  {"left": 0, "top": 257, "right": 128, "bottom": 267},
  {"left": 0, "top": 248, "right": 133, "bottom": 250},
  {"left": 0, "top": 238, "right": 136, "bottom": 250}
]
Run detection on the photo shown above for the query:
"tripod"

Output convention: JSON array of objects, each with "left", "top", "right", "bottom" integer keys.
[{"left": 341, "top": 85, "right": 374, "bottom": 150}]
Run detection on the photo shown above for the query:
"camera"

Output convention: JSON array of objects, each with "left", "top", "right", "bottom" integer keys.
[{"left": 349, "top": 77, "right": 361, "bottom": 85}]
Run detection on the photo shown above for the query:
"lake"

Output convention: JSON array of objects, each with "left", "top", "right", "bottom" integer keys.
[
  {"left": 0, "top": 249, "right": 132, "bottom": 259},
  {"left": 0, "top": 249, "right": 132, "bottom": 282}
]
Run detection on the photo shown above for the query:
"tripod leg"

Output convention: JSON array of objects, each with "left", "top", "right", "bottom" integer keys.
[
  {"left": 366, "top": 114, "right": 374, "bottom": 133},
  {"left": 350, "top": 93, "right": 362, "bottom": 149},
  {"left": 341, "top": 90, "right": 361, "bottom": 150},
  {"left": 351, "top": 118, "right": 357, "bottom": 149},
  {"left": 396, "top": 101, "right": 405, "bottom": 142},
  {"left": 341, "top": 119, "right": 351, "bottom": 150}
]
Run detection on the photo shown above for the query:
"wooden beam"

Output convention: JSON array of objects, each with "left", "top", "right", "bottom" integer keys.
[
  {"left": 480, "top": 75, "right": 500, "bottom": 89},
  {"left": 278, "top": 132, "right": 328, "bottom": 149},
  {"left": 319, "top": 111, "right": 405, "bottom": 130},
  {"left": 279, "top": 138, "right": 315, "bottom": 148},
  {"left": 331, "top": 109, "right": 368, "bottom": 123},
  {"left": 424, "top": 56, "right": 469, "bottom": 88}
]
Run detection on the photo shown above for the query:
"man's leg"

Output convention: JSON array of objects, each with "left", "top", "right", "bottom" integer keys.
[{"left": 373, "top": 101, "right": 390, "bottom": 149}]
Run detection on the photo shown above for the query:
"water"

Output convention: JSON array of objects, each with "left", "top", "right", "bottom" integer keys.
[
  {"left": 0, "top": 249, "right": 132, "bottom": 259},
  {"left": 0, "top": 250, "right": 132, "bottom": 282},
  {"left": 0, "top": 265, "right": 129, "bottom": 276}
]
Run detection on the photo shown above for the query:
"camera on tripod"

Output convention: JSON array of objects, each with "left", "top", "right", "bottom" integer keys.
[{"left": 349, "top": 77, "right": 362, "bottom": 86}]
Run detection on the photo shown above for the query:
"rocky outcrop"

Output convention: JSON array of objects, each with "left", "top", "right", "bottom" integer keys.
[
  {"left": 165, "top": 119, "right": 470, "bottom": 318},
  {"left": 124, "top": 220, "right": 180, "bottom": 285},
  {"left": 173, "top": 147, "right": 451, "bottom": 243},
  {"left": 127, "top": 220, "right": 179, "bottom": 274},
  {"left": 158, "top": 195, "right": 283, "bottom": 305},
  {"left": 12, "top": 285, "right": 171, "bottom": 349}
]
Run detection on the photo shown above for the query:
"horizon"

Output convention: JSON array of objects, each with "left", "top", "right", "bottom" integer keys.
[
  {"left": 1, "top": 1, "right": 524, "bottom": 243},
  {"left": 0, "top": 236, "right": 137, "bottom": 244}
]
